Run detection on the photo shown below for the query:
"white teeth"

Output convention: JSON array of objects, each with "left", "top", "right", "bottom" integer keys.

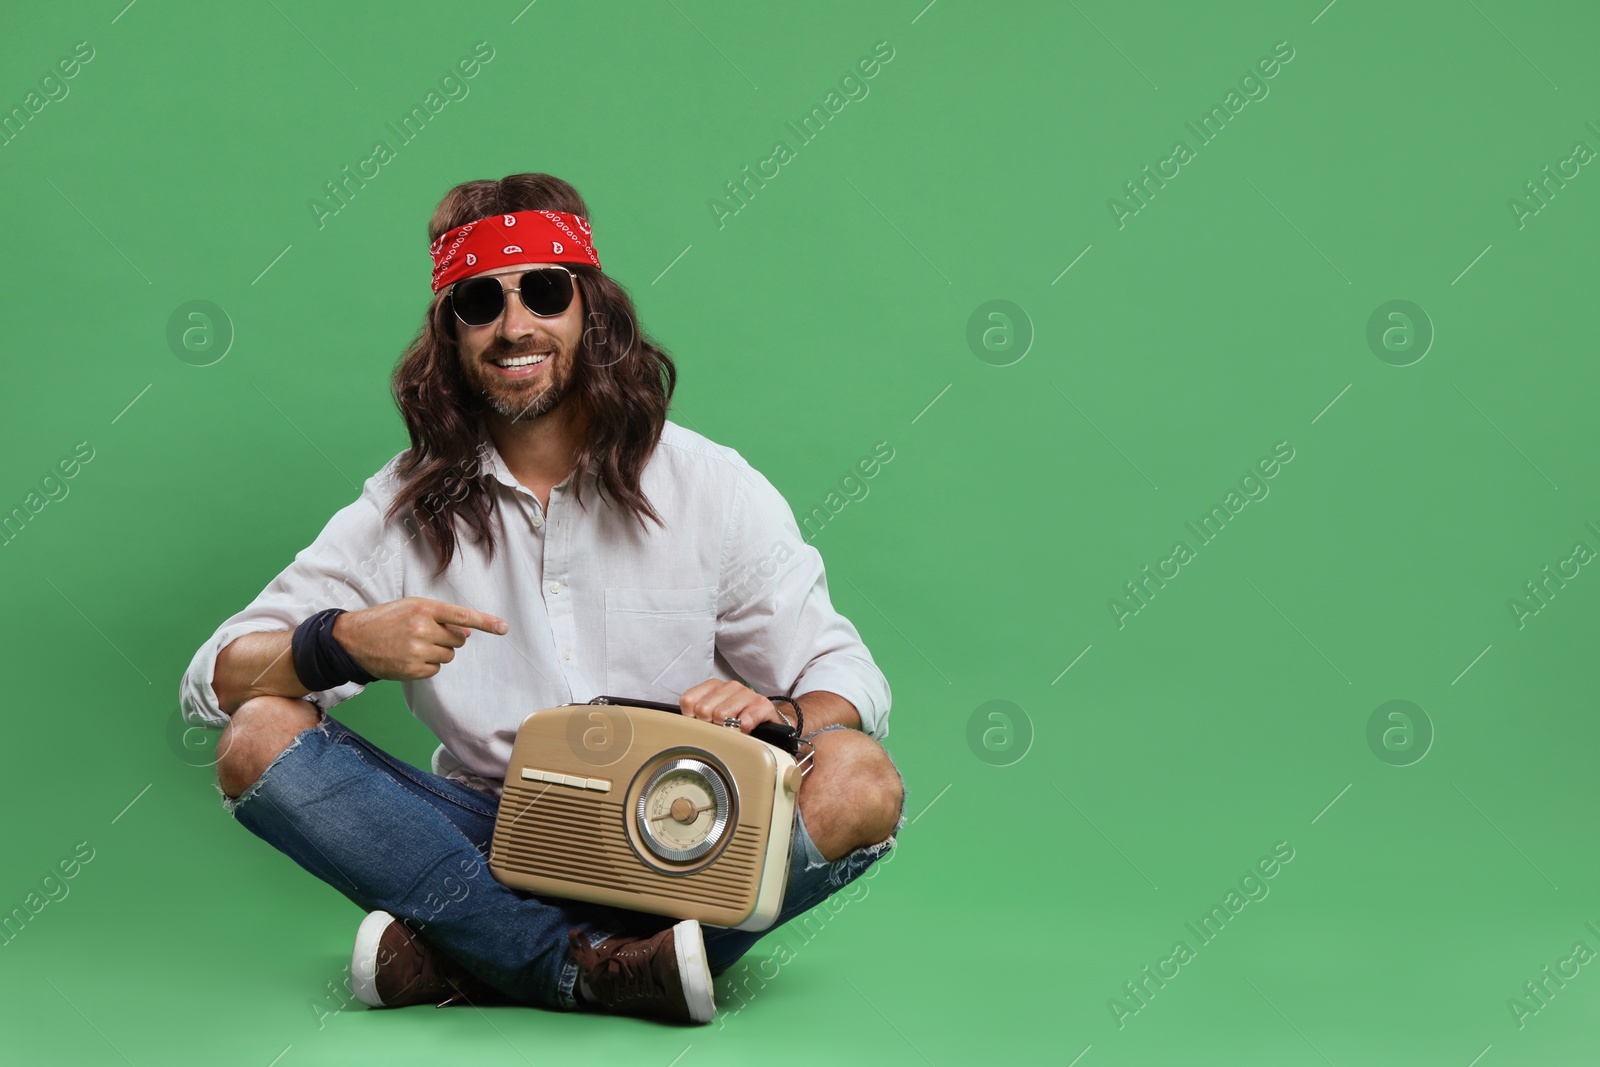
[{"left": 494, "top": 353, "right": 550, "bottom": 368}]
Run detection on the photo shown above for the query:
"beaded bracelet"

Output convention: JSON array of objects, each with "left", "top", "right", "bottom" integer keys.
[{"left": 770, "top": 695, "right": 805, "bottom": 737}]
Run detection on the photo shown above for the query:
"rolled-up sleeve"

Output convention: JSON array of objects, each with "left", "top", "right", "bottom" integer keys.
[
  {"left": 178, "top": 465, "right": 407, "bottom": 729},
  {"left": 714, "top": 460, "right": 893, "bottom": 740}
]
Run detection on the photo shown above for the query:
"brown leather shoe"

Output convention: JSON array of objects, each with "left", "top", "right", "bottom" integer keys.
[
  {"left": 350, "top": 910, "right": 506, "bottom": 1008},
  {"left": 568, "top": 919, "right": 715, "bottom": 1024}
]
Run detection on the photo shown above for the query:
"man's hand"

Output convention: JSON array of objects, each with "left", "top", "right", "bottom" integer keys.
[
  {"left": 679, "top": 679, "right": 787, "bottom": 736},
  {"left": 332, "top": 597, "right": 508, "bottom": 681}
]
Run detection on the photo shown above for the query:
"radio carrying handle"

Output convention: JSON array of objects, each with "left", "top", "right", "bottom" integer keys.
[{"left": 586, "top": 695, "right": 806, "bottom": 761}]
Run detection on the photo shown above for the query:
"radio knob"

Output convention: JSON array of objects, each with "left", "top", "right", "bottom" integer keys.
[
  {"left": 638, "top": 758, "right": 732, "bottom": 863},
  {"left": 783, "top": 765, "right": 802, "bottom": 796}
]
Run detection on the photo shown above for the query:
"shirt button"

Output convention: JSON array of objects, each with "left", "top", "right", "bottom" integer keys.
[
  {"left": 548, "top": 581, "right": 562, "bottom": 595},
  {"left": 561, "top": 648, "right": 572, "bottom": 661},
  {"left": 531, "top": 515, "right": 544, "bottom": 529}
]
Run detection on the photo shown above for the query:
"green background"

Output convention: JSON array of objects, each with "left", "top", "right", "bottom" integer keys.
[{"left": 3, "top": 0, "right": 1598, "bottom": 1063}]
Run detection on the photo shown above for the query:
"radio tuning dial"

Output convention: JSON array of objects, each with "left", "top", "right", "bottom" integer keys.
[{"left": 636, "top": 757, "right": 733, "bottom": 863}]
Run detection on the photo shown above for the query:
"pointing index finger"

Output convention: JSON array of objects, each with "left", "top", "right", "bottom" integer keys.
[{"left": 437, "top": 603, "right": 508, "bottom": 635}]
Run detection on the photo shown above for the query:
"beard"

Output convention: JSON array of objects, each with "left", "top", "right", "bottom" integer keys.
[{"left": 461, "top": 337, "right": 570, "bottom": 424}]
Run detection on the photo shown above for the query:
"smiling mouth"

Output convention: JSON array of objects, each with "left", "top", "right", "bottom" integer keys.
[{"left": 491, "top": 352, "right": 551, "bottom": 369}]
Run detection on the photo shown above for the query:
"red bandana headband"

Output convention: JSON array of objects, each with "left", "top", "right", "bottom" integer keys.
[{"left": 429, "top": 209, "right": 602, "bottom": 292}]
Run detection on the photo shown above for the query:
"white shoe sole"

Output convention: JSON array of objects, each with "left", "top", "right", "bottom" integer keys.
[
  {"left": 351, "top": 910, "right": 397, "bottom": 1008},
  {"left": 672, "top": 919, "right": 715, "bottom": 1024}
]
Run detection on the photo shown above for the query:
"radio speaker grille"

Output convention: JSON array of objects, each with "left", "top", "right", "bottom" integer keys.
[{"left": 491, "top": 780, "right": 763, "bottom": 921}]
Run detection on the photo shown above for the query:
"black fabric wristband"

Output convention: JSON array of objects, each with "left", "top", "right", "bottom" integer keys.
[{"left": 291, "top": 608, "right": 377, "bottom": 692}]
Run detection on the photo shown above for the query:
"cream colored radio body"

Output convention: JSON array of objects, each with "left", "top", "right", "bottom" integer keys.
[{"left": 489, "top": 702, "right": 803, "bottom": 931}]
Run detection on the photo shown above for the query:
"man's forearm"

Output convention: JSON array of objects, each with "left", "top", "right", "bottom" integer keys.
[
  {"left": 213, "top": 630, "right": 311, "bottom": 716},
  {"left": 793, "top": 690, "right": 862, "bottom": 733}
]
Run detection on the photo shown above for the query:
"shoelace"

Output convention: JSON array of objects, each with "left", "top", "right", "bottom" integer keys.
[
  {"left": 572, "top": 931, "right": 664, "bottom": 1007},
  {"left": 601, "top": 946, "right": 658, "bottom": 1006}
]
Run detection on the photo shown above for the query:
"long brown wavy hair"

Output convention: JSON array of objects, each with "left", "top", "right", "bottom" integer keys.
[{"left": 388, "top": 174, "right": 677, "bottom": 576}]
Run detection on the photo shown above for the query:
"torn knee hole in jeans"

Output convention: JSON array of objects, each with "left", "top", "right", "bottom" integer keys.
[
  {"left": 799, "top": 722, "right": 854, "bottom": 743},
  {"left": 218, "top": 715, "right": 330, "bottom": 816},
  {"left": 798, "top": 723, "right": 909, "bottom": 861},
  {"left": 822, "top": 833, "right": 897, "bottom": 888}
]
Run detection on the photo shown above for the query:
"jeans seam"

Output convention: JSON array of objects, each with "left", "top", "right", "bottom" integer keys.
[
  {"left": 224, "top": 707, "right": 614, "bottom": 1010},
  {"left": 333, "top": 727, "right": 499, "bottom": 821},
  {"left": 223, "top": 714, "right": 497, "bottom": 867},
  {"left": 333, "top": 735, "right": 498, "bottom": 860},
  {"left": 561, "top": 928, "right": 616, "bottom": 1010},
  {"left": 558, "top": 958, "right": 579, "bottom": 1010}
]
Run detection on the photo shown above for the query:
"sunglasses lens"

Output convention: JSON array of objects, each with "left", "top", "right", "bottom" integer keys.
[
  {"left": 519, "top": 268, "right": 574, "bottom": 317},
  {"left": 451, "top": 278, "right": 505, "bottom": 326}
]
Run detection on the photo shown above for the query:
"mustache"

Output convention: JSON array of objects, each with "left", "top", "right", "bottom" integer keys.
[{"left": 483, "top": 337, "right": 559, "bottom": 361}]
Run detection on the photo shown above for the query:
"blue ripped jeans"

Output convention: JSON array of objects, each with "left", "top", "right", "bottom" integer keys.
[{"left": 224, "top": 710, "right": 904, "bottom": 1011}]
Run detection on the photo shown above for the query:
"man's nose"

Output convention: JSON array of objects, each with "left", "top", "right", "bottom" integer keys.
[{"left": 498, "top": 286, "right": 542, "bottom": 340}]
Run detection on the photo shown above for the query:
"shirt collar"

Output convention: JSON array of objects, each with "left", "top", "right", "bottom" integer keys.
[{"left": 473, "top": 417, "right": 600, "bottom": 493}]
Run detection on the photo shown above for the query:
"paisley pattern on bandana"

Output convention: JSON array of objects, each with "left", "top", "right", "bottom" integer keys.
[{"left": 430, "top": 210, "right": 601, "bottom": 291}]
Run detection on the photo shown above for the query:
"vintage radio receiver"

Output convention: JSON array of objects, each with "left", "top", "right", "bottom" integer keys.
[{"left": 488, "top": 698, "right": 804, "bottom": 931}]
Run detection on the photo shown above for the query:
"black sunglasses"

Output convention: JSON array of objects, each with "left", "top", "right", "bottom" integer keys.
[{"left": 447, "top": 267, "right": 576, "bottom": 327}]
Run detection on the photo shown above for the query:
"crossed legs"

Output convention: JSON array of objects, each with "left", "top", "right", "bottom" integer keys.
[
  {"left": 216, "top": 696, "right": 903, "bottom": 863},
  {"left": 213, "top": 695, "right": 905, "bottom": 1003}
]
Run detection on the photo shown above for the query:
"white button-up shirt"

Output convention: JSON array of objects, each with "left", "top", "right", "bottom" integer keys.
[{"left": 179, "top": 420, "right": 891, "bottom": 796}]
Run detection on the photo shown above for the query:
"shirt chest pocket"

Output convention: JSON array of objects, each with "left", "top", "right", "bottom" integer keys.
[{"left": 603, "top": 586, "right": 718, "bottom": 701}]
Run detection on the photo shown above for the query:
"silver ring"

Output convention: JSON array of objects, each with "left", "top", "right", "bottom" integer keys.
[{"left": 722, "top": 716, "right": 742, "bottom": 728}]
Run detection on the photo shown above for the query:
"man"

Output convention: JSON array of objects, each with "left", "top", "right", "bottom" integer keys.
[{"left": 178, "top": 173, "right": 905, "bottom": 1026}]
